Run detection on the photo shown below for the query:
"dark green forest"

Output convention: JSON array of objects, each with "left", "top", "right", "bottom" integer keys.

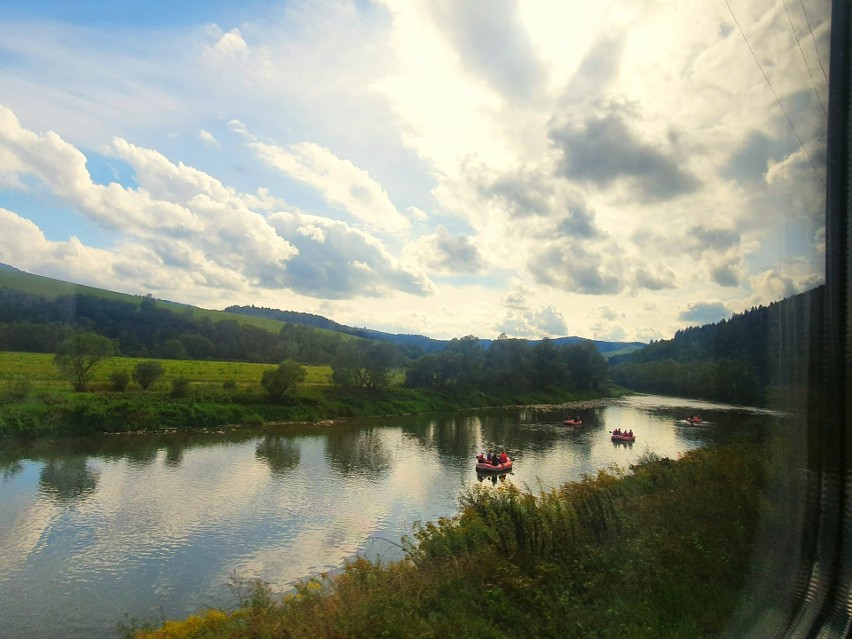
[{"left": 610, "top": 286, "right": 822, "bottom": 405}]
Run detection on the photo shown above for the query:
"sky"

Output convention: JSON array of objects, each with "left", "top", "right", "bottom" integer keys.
[{"left": 0, "top": 0, "right": 829, "bottom": 342}]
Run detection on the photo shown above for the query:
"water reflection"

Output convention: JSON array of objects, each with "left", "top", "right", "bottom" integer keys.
[
  {"left": 476, "top": 471, "right": 511, "bottom": 485},
  {"left": 0, "top": 396, "right": 781, "bottom": 639},
  {"left": 325, "top": 426, "right": 391, "bottom": 476},
  {"left": 255, "top": 435, "right": 301, "bottom": 474},
  {"left": 38, "top": 457, "right": 99, "bottom": 501},
  {"left": 1, "top": 459, "right": 23, "bottom": 480},
  {"left": 398, "top": 412, "right": 481, "bottom": 459}
]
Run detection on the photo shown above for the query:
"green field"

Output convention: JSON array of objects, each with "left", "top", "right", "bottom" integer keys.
[{"left": 0, "top": 351, "right": 333, "bottom": 390}]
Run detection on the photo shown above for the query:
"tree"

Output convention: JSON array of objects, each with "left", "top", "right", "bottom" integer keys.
[
  {"left": 331, "top": 341, "right": 369, "bottom": 388},
  {"left": 133, "top": 360, "right": 165, "bottom": 390},
  {"left": 563, "top": 341, "right": 609, "bottom": 390},
  {"left": 53, "top": 332, "right": 116, "bottom": 391},
  {"left": 362, "top": 341, "right": 401, "bottom": 389},
  {"left": 261, "top": 359, "right": 307, "bottom": 400},
  {"left": 108, "top": 370, "right": 130, "bottom": 391}
]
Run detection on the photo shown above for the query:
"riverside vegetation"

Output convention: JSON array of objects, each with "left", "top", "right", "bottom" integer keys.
[
  {"left": 0, "top": 351, "right": 620, "bottom": 439},
  {"left": 125, "top": 442, "right": 773, "bottom": 639}
]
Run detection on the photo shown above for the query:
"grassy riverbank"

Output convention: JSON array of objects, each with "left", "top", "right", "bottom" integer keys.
[
  {"left": 0, "top": 351, "right": 627, "bottom": 438},
  {"left": 129, "top": 444, "right": 766, "bottom": 639}
]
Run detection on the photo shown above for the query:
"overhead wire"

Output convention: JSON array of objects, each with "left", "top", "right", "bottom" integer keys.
[
  {"left": 781, "top": 0, "right": 827, "bottom": 115},
  {"left": 722, "top": 0, "right": 825, "bottom": 186},
  {"left": 798, "top": 0, "right": 829, "bottom": 84}
]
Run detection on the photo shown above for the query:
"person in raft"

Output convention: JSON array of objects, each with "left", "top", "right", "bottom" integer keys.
[
  {"left": 499, "top": 451, "right": 509, "bottom": 464},
  {"left": 613, "top": 428, "right": 621, "bottom": 436}
]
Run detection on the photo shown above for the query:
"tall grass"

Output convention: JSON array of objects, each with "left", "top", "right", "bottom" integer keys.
[{"left": 131, "top": 445, "right": 765, "bottom": 639}]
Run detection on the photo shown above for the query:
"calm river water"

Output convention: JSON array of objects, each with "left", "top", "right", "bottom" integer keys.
[{"left": 0, "top": 394, "right": 781, "bottom": 639}]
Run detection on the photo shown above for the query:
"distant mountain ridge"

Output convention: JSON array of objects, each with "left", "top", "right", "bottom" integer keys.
[
  {"left": 0, "top": 264, "right": 646, "bottom": 358},
  {"left": 224, "top": 304, "right": 647, "bottom": 358}
]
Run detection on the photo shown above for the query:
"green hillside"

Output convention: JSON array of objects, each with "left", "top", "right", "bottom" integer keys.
[{"left": 0, "top": 264, "right": 305, "bottom": 336}]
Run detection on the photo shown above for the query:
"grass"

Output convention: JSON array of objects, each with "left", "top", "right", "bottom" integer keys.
[
  {"left": 0, "top": 351, "right": 332, "bottom": 389},
  {"left": 1, "top": 350, "right": 627, "bottom": 438},
  {"left": 129, "top": 445, "right": 766, "bottom": 639}
]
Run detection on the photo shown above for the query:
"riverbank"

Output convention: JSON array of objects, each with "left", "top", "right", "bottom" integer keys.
[
  {"left": 128, "top": 443, "right": 766, "bottom": 639},
  {"left": 0, "top": 383, "right": 631, "bottom": 439}
]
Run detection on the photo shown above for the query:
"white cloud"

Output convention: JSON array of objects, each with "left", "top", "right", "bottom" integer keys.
[
  {"left": 0, "top": 0, "right": 830, "bottom": 341},
  {"left": 204, "top": 26, "right": 251, "bottom": 61},
  {"left": 199, "top": 129, "right": 219, "bottom": 147},
  {"left": 408, "top": 226, "right": 485, "bottom": 275},
  {"left": 249, "top": 139, "right": 410, "bottom": 233}
]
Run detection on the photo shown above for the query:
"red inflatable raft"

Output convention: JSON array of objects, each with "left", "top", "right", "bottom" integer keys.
[
  {"left": 562, "top": 418, "right": 582, "bottom": 426},
  {"left": 476, "top": 458, "right": 513, "bottom": 473},
  {"left": 611, "top": 433, "right": 636, "bottom": 442}
]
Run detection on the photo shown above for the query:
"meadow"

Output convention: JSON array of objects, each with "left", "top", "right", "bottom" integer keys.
[{"left": 0, "top": 351, "right": 332, "bottom": 391}]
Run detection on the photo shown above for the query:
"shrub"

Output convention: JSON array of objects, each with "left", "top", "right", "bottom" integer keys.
[
  {"left": 133, "top": 361, "right": 165, "bottom": 390},
  {"left": 170, "top": 377, "right": 191, "bottom": 398},
  {"left": 109, "top": 370, "right": 130, "bottom": 391},
  {"left": 261, "top": 359, "right": 307, "bottom": 400},
  {"left": 0, "top": 375, "right": 31, "bottom": 400}
]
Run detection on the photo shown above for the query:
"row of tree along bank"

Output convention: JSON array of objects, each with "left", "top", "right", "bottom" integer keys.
[
  {"left": 0, "top": 364, "right": 624, "bottom": 439},
  {"left": 1, "top": 323, "right": 616, "bottom": 438}
]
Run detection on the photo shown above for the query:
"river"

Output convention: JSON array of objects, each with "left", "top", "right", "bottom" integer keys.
[{"left": 0, "top": 394, "right": 781, "bottom": 639}]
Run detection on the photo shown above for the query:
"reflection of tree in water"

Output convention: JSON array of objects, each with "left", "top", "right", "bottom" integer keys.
[
  {"left": 326, "top": 427, "right": 390, "bottom": 476},
  {"left": 39, "top": 457, "right": 99, "bottom": 501},
  {"left": 123, "top": 443, "right": 160, "bottom": 467},
  {"left": 399, "top": 413, "right": 480, "bottom": 459},
  {"left": 396, "top": 409, "right": 569, "bottom": 461},
  {"left": 163, "top": 443, "right": 184, "bottom": 467},
  {"left": 2, "top": 459, "right": 23, "bottom": 480},
  {"left": 255, "top": 435, "right": 301, "bottom": 474}
]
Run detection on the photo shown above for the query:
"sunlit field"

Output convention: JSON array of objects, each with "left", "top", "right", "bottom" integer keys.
[{"left": 0, "top": 351, "right": 333, "bottom": 391}]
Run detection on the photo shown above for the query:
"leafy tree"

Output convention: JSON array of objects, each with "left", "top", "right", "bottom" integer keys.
[
  {"left": 331, "top": 341, "right": 369, "bottom": 388},
  {"left": 108, "top": 369, "right": 130, "bottom": 391},
  {"left": 533, "top": 338, "right": 572, "bottom": 389},
  {"left": 446, "top": 335, "right": 484, "bottom": 385},
  {"left": 53, "top": 332, "right": 116, "bottom": 391},
  {"left": 261, "top": 359, "right": 307, "bottom": 400},
  {"left": 362, "top": 341, "right": 401, "bottom": 389},
  {"left": 483, "top": 337, "right": 534, "bottom": 388},
  {"left": 133, "top": 361, "right": 165, "bottom": 390},
  {"left": 563, "top": 341, "right": 609, "bottom": 390},
  {"left": 404, "top": 353, "right": 442, "bottom": 388}
]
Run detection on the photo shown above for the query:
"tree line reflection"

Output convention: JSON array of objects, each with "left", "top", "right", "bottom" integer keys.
[{"left": 2, "top": 408, "right": 621, "bottom": 503}]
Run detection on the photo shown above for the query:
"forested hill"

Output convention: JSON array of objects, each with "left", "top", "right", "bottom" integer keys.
[
  {"left": 225, "top": 304, "right": 646, "bottom": 358},
  {"left": 224, "top": 305, "right": 369, "bottom": 338},
  {"left": 0, "top": 266, "right": 643, "bottom": 364},
  {"left": 610, "top": 286, "right": 823, "bottom": 405}
]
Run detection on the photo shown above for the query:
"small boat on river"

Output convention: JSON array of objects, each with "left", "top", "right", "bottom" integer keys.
[
  {"left": 562, "top": 417, "right": 582, "bottom": 426},
  {"left": 611, "top": 432, "right": 636, "bottom": 443},
  {"left": 684, "top": 416, "right": 703, "bottom": 425},
  {"left": 476, "top": 456, "right": 513, "bottom": 473}
]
